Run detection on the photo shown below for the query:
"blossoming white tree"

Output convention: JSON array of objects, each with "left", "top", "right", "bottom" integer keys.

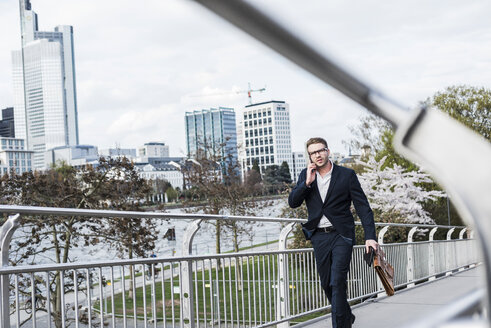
[{"left": 357, "top": 156, "right": 446, "bottom": 224}]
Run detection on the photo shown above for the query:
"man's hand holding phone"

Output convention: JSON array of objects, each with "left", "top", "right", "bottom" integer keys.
[{"left": 306, "top": 163, "right": 316, "bottom": 187}]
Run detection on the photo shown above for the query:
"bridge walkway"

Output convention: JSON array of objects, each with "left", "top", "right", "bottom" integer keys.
[{"left": 296, "top": 265, "right": 483, "bottom": 328}]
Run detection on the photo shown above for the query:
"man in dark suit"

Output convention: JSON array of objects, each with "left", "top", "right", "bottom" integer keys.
[{"left": 289, "top": 137, "right": 378, "bottom": 328}]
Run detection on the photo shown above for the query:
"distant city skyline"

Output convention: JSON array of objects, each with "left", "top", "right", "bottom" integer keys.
[
  {"left": 1, "top": 0, "right": 490, "bottom": 157},
  {"left": 12, "top": 1, "right": 79, "bottom": 168}
]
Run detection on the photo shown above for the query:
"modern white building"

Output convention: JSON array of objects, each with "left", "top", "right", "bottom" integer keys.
[
  {"left": 12, "top": 1, "right": 79, "bottom": 169},
  {"left": 44, "top": 145, "right": 98, "bottom": 169},
  {"left": 99, "top": 148, "right": 137, "bottom": 160},
  {"left": 291, "top": 151, "right": 307, "bottom": 182},
  {"left": 138, "top": 142, "right": 169, "bottom": 161},
  {"left": 239, "top": 100, "right": 293, "bottom": 179},
  {"left": 0, "top": 137, "right": 34, "bottom": 175}
]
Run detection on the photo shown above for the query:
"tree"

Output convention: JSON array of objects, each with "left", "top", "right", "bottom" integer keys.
[
  {"left": 262, "top": 165, "right": 280, "bottom": 193},
  {"left": 251, "top": 159, "right": 261, "bottom": 178},
  {"left": 357, "top": 156, "right": 445, "bottom": 224},
  {"left": 181, "top": 142, "right": 268, "bottom": 254},
  {"left": 344, "top": 114, "right": 392, "bottom": 156},
  {"left": 244, "top": 168, "right": 262, "bottom": 194},
  {"left": 356, "top": 156, "right": 446, "bottom": 243},
  {"left": 426, "top": 85, "right": 490, "bottom": 141},
  {"left": 262, "top": 162, "right": 292, "bottom": 194},
  {"left": 375, "top": 129, "right": 418, "bottom": 171},
  {"left": 165, "top": 186, "right": 178, "bottom": 202},
  {"left": 0, "top": 157, "right": 155, "bottom": 327},
  {"left": 279, "top": 161, "right": 292, "bottom": 185}
]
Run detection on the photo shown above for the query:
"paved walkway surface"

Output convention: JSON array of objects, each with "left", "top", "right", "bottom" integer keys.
[{"left": 297, "top": 266, "right": 484, "bottom": 328}]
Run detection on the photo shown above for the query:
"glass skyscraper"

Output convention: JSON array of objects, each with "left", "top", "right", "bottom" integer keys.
[
  {"left": 185, "top": 107, "right": 238, "bottom": 165},
  {"left": 12, "top": 1, "right": 79, "bottom": 169}
]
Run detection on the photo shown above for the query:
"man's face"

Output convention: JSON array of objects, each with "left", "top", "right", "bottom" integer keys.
[{"left": 307, "top": 143, "right": 330, "bottom": 168}]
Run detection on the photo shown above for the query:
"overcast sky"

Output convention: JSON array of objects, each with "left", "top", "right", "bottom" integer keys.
[{"left": 0, "top": 0, "right": 490, "bottom": 156}]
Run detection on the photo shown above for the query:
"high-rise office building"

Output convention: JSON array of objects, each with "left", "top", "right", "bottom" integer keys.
[
  {"left": 185, "top": 107, "right": 238, "bottom": 164},
  {"left": 12, "top": 0, "right": 79, "bottom": 169},
  {"left": 239, "top": 100, "right": 293, "bottom": 179},
  {"left": 0, "top": 107, "right": 15, "bottom": 138}
]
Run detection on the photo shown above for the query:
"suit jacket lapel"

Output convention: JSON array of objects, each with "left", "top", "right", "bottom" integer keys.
[{"left": 323, "top": 164, "right": 339, "bottom": 206}]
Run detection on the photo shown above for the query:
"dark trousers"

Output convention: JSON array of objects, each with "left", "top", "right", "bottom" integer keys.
[{"left": 311, "top": 230, "right": 353, "bottom": 328}]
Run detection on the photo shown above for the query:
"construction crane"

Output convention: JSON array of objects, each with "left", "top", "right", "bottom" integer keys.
[
  {"left": 188, "top": 83, "right": 266, "bottom": 105},
  {"left": 244, "top": 82, "right": 266, "bottom": 104}
]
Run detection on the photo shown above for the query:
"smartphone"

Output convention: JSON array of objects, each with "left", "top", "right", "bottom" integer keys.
[{"left": 309, "top": 156, "right": 316, "bottom": 173}]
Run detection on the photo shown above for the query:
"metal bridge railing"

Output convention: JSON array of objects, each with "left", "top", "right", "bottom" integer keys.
[{"left": 0, "top": 205, "right": 479, "bottom": 328}]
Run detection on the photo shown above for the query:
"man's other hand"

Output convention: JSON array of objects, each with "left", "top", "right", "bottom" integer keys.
[{"left": 365, "top": 239, "right": 379, "bottom": 253}]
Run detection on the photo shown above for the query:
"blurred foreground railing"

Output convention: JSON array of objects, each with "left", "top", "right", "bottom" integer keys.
[{"left": 0, "top": 206, "right": 479, "bottom": 327}]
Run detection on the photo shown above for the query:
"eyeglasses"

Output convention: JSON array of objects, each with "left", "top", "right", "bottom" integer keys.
[{"left": 308, "top": 147, "right": 328, "bottom": 157}]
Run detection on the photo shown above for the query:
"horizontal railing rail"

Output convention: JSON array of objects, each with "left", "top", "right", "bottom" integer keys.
[
  {"left": 0, "top": 205, "right": 477, "bottom": 328},
  {"left": 0, "top": 205, "right": 468, "bottom": 229}
]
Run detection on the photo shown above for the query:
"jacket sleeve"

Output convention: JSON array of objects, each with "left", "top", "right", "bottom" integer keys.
[
  {"left": 349, "top": 170, "right": 377, "bottom": 241},
  {"left": 288, "top": 168, "right": 311, "bottom": 208}
]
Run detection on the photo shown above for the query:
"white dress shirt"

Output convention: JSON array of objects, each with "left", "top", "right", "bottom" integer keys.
[{"left": 316, "top": 160, "right": 333, "bottom": 228}]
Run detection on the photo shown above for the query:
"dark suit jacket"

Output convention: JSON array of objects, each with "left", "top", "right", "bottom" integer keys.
[{"left": 288, "top": 163, "right": 376, "bottom": 243}]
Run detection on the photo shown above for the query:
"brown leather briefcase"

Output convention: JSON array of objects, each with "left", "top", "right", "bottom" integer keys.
[{"left": 374, "top": 247, "right": 395, "bottom": 296}]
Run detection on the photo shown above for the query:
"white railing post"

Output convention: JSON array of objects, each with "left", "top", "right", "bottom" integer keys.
[
  {"left": 181, "top": 219, "right": 203, "bottom": 328},
  {"left": 446, "top": 228, "right": 456, "bottom": 276},
  {"left": 428, "top": 227, "right": 438, "bottom": 281},
  {"left": 277, "top": 223, "right": 295, "bottom": 328},
  {"left": 377, "top": 226, "right": 389, "bottom": 245},
  {"left": 459, "top": 228, "right": 467, "bottom": 240},
  {"left": 458, "top": 228, "right": 468, "bottom": 271},
  {"left": 0, "top": 214, "right": 21, "bottom": 328},
  {"left": 407, "top": 227, "right": 418, "bottom": 288}
]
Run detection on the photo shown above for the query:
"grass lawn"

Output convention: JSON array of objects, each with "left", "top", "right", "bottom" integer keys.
[{"left": 100, "top": 256, "right": 321, "bottom": 323}]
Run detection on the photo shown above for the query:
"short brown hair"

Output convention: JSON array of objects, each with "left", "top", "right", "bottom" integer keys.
[{"left": 306, "top": 137, "right": 328, "bottom": 149}]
